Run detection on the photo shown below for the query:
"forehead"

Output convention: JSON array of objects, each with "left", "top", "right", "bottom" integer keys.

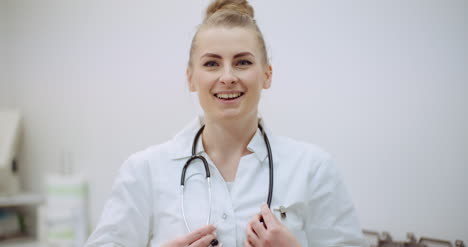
[{"left": 194, "top": 27, "right": 260, "bottom": 57}]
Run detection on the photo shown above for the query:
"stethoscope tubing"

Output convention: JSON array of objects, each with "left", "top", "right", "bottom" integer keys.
[
  {"left": 258, "top": 124, "right": 273, "bottom": 208},
  {"left": 180, "top": 123, "right": 273, "bottom": 235}
]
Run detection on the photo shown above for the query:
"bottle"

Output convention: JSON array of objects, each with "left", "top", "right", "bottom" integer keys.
[{"left": 43, "top": 151, "right": 89, "bottom": 247}]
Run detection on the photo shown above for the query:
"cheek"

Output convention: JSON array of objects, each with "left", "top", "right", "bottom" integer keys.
[
  {"left": 190, "top": 74, "right": 206, "bottom": 92},
  {"left": 240, "top": 70, "right": 266, "bottom": 90},
  {"left": 193, "top": 71, "right": 217, "bottom": 88}
]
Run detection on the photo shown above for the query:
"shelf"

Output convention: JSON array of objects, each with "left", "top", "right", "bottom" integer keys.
[
  {"left": 0, "top": 237, "right": 44, "bottom": 247},
  {"left": 0, "top": 194, "right": 45, "bottom": 247},
  {"left": 0, "top": 193, "right": 44, "bottom": 207}
]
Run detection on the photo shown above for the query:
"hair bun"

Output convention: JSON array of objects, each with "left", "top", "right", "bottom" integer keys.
[{"left": 205, "top": 0, "right": 254, "bottom": 20}]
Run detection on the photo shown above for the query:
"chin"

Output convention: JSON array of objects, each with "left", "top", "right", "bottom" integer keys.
[
  {"left": 212, "top": 109, "right": 257, "bottom": 122},
  {"left": 218, "top": 112, "right": 242, "bottom": 120}
]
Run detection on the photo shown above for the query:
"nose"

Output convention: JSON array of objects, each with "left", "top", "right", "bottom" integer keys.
[{"left": 219, "top": 66, "right": 237, "bottom": 85}]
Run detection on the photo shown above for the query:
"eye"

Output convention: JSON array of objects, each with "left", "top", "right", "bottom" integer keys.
[
  {"left": 237, "top": 59, "right": 253, "bottom": 66},
  {"left": 203, "top": 61, "right": 219, "bottom": 67}
]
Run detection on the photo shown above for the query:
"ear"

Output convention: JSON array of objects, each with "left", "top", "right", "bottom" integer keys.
[
  {"left": 186, "top": 67, "right": 196, "bottom": 92},
  {"left": 263, "top": 65, "right": 272, "bottom": 89}
]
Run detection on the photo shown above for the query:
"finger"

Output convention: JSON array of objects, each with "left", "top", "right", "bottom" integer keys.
[
  {"left": 190, "top": 233, "right": 217, "bottom": 247},
  {"left": 260, "top": 203, "right": 278, "bottom": 227},
  {"left": 246, "top": 218, "right": 259, "bottom": 238},
  {"left": 245, "top": 223, "right": 260, "bottom": 247},
  {"left": 244, "top": 239, "right": 254, "bottom": 247},
  {"left": 183, "top": 224, "right": 216, "bottom": 245},
  {"left": 250, "top": 215, "right": 267, "bottom": 238}
]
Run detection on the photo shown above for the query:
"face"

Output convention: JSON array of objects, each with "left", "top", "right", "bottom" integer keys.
[{"left": 187, "top": 27, "right": 272, "bottom": 122}]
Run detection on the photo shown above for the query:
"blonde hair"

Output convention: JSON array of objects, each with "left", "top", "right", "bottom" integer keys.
[{"left": 188, "top": 0, "right": 269, "bottom": 67}]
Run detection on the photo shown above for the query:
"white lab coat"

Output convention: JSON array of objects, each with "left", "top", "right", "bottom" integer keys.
[{"left": 85, "top": 117, "right": 368, "bottom": 247}]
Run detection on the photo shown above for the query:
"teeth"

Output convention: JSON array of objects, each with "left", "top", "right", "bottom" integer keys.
[{"left": 216, "top": 92, "right": 242, "bottom": 99}]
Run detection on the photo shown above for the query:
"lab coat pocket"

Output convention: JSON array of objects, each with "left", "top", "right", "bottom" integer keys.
[{"left": 272, "top": 202, "right": 308, "bottom": 246}]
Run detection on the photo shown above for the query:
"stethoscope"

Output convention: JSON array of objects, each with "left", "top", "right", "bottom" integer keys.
[{"left": 180, "top": 124, "right": 274, "bottom": 246}]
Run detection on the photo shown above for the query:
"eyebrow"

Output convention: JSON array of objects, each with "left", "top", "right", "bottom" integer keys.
[
  {"left": 234, "top": 52, "right": 254, "bottom": 58},
  {"left": 200, "top": 52, "right": 255, "bottom": 59}
]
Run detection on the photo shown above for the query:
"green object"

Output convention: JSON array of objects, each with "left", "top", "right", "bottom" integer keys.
[{"left": 17, "top": 213, "right": 26, "bottom": 233}]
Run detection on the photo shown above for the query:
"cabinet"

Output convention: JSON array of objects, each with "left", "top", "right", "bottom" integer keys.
[{"left": 0, "top": 193, "right": 44, "bottom": 246}]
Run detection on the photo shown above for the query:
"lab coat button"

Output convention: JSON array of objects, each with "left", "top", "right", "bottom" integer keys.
[{"left": 222, "top": 213, "right": 228, "bottom": 220}]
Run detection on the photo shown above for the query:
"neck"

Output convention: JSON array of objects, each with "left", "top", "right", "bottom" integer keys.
[{"left": 202, "top": 114, "right": 258, "bottom": 162}]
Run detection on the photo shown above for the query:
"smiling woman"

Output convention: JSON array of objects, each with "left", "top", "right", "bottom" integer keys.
[
  {"left": 187, "top": 27, "right": 271, "bottom": 124},
  {"left": 84, "top": 0, "right": 368, "bottom": 247}
]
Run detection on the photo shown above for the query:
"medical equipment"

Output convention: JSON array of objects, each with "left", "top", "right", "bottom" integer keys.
[
  {"left": 0, "top": 109, "right": 21, "bottom": 196},
  {"left": 363, "top": 230, "right": 465, "bottom": 247},
  {"left": 180, "top": 124, "right": 274, "bottom": 246}
]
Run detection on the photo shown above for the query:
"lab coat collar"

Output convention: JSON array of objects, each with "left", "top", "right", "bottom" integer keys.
[{"left": 170, "top": 115, "right": 271, "bottom": 163}]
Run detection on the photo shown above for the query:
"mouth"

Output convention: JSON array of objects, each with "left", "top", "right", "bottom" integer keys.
[{"left": 214, "top": 92, "right": 244, "bottom": 100}]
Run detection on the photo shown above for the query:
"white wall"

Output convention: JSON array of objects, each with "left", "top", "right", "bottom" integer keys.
[
  {"left": 0, "top": 0, "right": 15, "bottom": 106},
  {"left": 1, "top": 0, "right": 467, "bottom": 242}
]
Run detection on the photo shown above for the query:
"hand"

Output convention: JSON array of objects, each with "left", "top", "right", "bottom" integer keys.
[
  {"left": 161, "top": 224, "right": 220, "bottom": 247},
  {"left": 244, "top": 204, "right": 301, "bottom": 247}
]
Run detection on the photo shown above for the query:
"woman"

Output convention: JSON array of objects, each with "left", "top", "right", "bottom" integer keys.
[{"left": 85, "top": 0, "right": 367, "bottom": 246}]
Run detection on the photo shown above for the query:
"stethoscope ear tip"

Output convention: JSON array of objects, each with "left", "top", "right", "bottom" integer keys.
[{"left": 210, "top": 239, "right": 219, "bottom": 246}]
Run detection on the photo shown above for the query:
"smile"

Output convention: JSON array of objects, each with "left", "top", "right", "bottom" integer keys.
[{"left": 214, "top": 92, "right": 244, "bottom": 100}]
